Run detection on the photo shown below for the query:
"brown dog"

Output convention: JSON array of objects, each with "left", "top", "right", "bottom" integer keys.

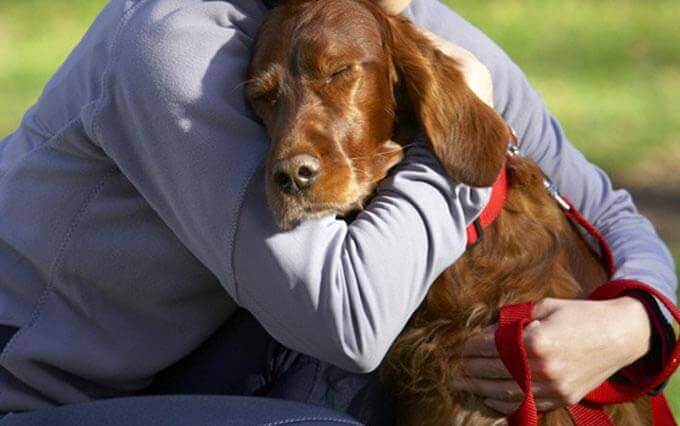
[{"left": 246, "top": 0, "right": 650, "bottom": 424}]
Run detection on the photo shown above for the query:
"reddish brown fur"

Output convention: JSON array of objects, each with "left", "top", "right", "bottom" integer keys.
[{"left": 246, "top": 0, "right": 650, "bottom": 424}]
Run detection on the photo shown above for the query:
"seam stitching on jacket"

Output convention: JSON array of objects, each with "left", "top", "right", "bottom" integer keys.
[
  {"left": 0, "top": 167, "right": 118, "bottom": 365},
  {"left": 90, "top": 0, "right": 154, "bottom": 144},
  {"left": 261, "top": 416, "right": 363, "bottom": 426},
  {"left": 0, "top": 114, "right": 92, "bottom": 184},
  {"left": 26, "top": 114, "right": 54, "bottom": 141},
  {"left": 229, "top": 157, "right": 266, "bottom": 305}
]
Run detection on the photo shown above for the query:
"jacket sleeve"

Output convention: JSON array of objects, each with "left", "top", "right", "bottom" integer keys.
[
  {"left": 85, "top": 0, "right": 490, "bottom": 373},
  {"left": 232, "top": 144, "right": 489, "bottom": 373}
]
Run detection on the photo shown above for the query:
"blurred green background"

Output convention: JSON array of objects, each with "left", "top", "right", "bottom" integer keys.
[{"left": 0, "top": 0, "right": 678, "bottom": 415}]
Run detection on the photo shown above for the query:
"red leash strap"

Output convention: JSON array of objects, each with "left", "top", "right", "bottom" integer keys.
[
  {"left": 495, "top": 281, "right": 680, "bottom": 426},
  {"left": 495, "top": 303, "right": 615, "bottom": 426},
  {"left": 652, "top": 394, "right": 678, "bottom": 426},
  {"left": 495, "top": 303, "right": 539, "bottom": 426},
  {"left": 562, "top": 199, "right": 615, "bottom": 277},
  {"left": 566, "top": 403, "right": 615, "bottom": 425}
]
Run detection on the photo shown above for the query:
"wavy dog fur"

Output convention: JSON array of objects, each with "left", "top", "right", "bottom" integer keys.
[{"left": 246, "top": 1, "right": 651, "bottom": 424}]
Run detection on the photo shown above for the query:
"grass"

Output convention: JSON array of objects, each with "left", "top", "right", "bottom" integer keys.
[
  {"left": 669, "top": 353, "right": 680, "bottom": 416},
  {"left": 0, "top": 0, "right": 105, "bottom": 135},
  {"left": 0, "top": 0, "right": 678, "bottom": 416},
  {"left": 445, "top": 0, "right": 680, "bottom": 172}
]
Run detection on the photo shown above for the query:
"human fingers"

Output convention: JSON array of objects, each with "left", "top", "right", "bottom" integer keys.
[
  {"left": 459, "top": 326, "right": 498, "bottom": 357},
  {"left": 452, "top": 378, "right": 524, "bottom": 402},
  {"left": 460, "top": 357, "right": 513, "bottom": 379},
  {"left": 453, "top": 377, "right": 558, "bottom": 402},
  {"left": 484, "top": 398, "right": 563, "bottom": 415}
]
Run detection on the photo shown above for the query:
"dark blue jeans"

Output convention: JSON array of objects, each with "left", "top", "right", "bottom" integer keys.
[
  {"left": 0, "top": 396, "right": 363, "bottom": 425},
  {"left": 0, "top": 310, "right": 394, "bottom": 425}
]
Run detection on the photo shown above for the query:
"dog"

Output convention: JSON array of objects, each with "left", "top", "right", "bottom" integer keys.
[{"left": 245, "top": 0, "right": 651, "bottom": 424}]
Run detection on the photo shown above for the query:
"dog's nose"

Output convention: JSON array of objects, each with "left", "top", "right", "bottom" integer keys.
[{"left": 272, "top": 154, "right": 320, "bottom": 193}]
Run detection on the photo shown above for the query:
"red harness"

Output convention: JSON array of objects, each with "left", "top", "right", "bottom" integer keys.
[
  {"left": 464, "top": 132, "right": 680, "bottom": 425},
  {"left": 465, "top": 162, "right": 507, "bottom": 246}
]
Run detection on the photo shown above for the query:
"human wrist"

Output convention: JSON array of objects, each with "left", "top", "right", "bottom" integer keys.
[{"left": 607, "top": 296, "right": 652, "bottom": 365}]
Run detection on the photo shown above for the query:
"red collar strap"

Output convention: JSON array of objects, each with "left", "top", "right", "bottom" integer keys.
[
  {"left": 465, "top": 129, "right": 517, "bottom": 247},
  {"left": 464, "top": 129, "right": 616, "bottom": 275},
  {"left": 465, "top": 162, "right": 508, "bottom": 246}
]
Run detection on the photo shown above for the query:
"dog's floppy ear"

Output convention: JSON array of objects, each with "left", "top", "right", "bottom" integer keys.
[{"left": 386, "top": 16, "right": 508, "bottom": 187}]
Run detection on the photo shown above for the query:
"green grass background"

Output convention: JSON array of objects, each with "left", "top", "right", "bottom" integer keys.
[{"left": 0, "top": 0, "right": 678, "bottom": 415}]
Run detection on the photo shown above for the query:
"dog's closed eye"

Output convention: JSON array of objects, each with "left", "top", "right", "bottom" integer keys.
[
  {"left": 246, "top": 65, "right": 283, "bottom": 109},
  {"left": 249, "top": 87, "right": 280, "bottom": 107},
  {"left": 324, "top": 64, "right": 353, "bottom": 85}
]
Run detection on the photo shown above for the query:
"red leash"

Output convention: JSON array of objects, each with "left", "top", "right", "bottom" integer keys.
[
  {"left": 493, "top": 208, "right": 680, "bottom": 425},
  {"left": 496, "top": 279, "right": 680, "bottom": 426},
  {"left": 466, "top": 129, "right": 679, "bottom": 425}
]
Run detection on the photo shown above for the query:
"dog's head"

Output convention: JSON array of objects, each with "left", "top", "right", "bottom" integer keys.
[{"left": 246, "top": 0, "right": 508, "bottom": 229}]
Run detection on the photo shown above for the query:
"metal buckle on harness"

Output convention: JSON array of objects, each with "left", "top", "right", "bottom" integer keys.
[
  {"left": 543, "top": 178, "right": 572, "bottom": 211},
  {"left": 507, "top": 143, "right": 521, "bottom": 157},
  {"left": 504, "top": 130, "right": 571, "bottom": 213}
]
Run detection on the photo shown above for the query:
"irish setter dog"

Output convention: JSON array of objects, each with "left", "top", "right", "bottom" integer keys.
[{"left": 246, "top": 0, "right": 650, "bottom": 424}]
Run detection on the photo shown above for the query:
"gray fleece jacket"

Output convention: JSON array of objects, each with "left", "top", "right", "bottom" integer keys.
[{"left": 0, "top": 0, "right": 675, "bottom": 412}]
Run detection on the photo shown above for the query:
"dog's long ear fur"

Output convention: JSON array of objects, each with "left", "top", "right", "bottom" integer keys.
[{"left": 386, "top": 16, "right": 508, "bottom": 187}]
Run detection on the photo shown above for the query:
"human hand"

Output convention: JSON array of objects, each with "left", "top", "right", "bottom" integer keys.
[
  {"left": 419, "top": 29, "right": 495, "bottom": 108},
  {"left": 454, "top": 297, "right": 651, "bottom": 414},
  {"left": 374, "top": 0, "right": 412, "bottom": 15}
]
